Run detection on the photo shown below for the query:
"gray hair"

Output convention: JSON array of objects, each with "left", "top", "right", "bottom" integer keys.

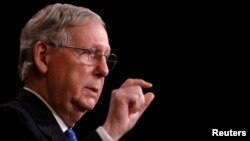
[{"left": 18, "top": 3, "right": 105, "bottom": 81}]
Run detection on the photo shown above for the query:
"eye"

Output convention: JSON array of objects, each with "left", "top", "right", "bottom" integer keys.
[
  {"left": 87, "top": 48, "right": 98, "bottom": 58},
  {"left": 78, "top": 48, "right": 97, "bottom": 60}
]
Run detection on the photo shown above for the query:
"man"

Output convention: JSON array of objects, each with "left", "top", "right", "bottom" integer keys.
[{"left": 0, "top": 3, "right": 154, "bottom": 141}]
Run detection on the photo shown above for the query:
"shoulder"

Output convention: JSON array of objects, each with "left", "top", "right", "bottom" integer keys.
[
  {"left": 0, "top": 100, "right": 33, "bottom": 127},
  {"left": 0, "top": 100, "right": 48, "bottom": 140}
]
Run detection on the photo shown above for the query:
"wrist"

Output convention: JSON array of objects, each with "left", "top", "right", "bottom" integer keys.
[{"left": 103, "top": 123, "right": 123, "bottom": 141}]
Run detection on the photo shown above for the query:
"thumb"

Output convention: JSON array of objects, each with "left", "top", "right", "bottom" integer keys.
[{"left": 143, "top": 92, "right": 155, "bottom": 110}]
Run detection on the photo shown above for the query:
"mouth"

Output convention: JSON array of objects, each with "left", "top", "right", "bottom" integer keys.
[{"left": 86, "top": 87, "right": 98, "bottom": 94}]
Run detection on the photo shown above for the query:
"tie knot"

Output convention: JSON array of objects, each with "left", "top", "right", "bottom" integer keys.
[{"left": 65, "top": 128, "right": 78, "bottom": 141}]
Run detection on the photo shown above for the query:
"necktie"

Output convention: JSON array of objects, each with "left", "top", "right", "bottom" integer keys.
[{"left": 65, "top": 128, "right": 78, "bottom": 141}]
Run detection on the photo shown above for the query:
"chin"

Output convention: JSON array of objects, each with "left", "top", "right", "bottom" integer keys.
[
  {"left": 76, "top": 99, "right": 97, "bottom": 111},
  {"left": 84, "top": 101, "right": 97, "bottom": 110}
]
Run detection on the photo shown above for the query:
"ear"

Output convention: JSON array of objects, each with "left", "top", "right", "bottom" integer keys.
[{"left": 33, "top": 41, "right": 50, "bottom": 74}]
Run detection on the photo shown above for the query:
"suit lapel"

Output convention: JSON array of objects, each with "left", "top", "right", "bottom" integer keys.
[{"left": 16, "top": 89, "right": 68, "bottom": 141}]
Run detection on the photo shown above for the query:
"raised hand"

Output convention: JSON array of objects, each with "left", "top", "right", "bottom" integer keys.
[{"left": 103, "top": 78, "right": 155, "bottom": 140}]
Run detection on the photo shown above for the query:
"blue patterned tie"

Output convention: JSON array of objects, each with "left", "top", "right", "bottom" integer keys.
[{"left": 65, "top": 128, "right": 78, "bottom": 141}]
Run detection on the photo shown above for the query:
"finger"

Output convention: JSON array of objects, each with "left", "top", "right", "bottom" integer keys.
[
  {"left": 129, "top": 93, "right": 143, "bottom": 107},
  {"left": 129, "top": 92, "right": 154, "bottom": 114},
  {"left": 143, "top": 92, "right": 155, "bottom": 110},
  {"left": 121, "top": 79, "right": 153, "bottom": 88}
]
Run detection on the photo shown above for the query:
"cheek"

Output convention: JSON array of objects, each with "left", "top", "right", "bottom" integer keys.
[
  {"left": 67, "top": 66, "right": 94, "bottom": 94},
  {"left": 72, "top": 66, "right": 93, "bottom": 83}
]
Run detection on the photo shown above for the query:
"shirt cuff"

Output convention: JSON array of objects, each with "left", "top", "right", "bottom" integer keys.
[{"left": 96, "top": 126, "right": 114, "bottom": 141}]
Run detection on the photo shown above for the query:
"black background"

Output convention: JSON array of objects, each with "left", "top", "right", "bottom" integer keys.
[{"left": 1, "top": 0, "right": 249, "bottom": 140}]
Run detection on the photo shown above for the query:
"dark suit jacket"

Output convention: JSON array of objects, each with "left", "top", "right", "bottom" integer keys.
[{"left": 0, "top": 88, "right": 102, "bottom": 141}]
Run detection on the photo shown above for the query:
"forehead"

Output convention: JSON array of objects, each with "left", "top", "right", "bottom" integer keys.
[{"left": 66, "top": 21, "right": 110, "bottom": 51}]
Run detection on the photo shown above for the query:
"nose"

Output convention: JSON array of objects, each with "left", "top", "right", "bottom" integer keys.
[{"left": 94, "top": 56, "right": 109, "bottom": 77}]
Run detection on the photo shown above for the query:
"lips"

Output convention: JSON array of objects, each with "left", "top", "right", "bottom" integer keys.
[{"left": 86, "top": 87, "right": 98, "bottom": 93}]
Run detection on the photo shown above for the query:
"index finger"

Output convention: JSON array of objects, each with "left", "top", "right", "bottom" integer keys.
[{"left": 121, "top": 78, "right": 153, "bottom": 88}]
